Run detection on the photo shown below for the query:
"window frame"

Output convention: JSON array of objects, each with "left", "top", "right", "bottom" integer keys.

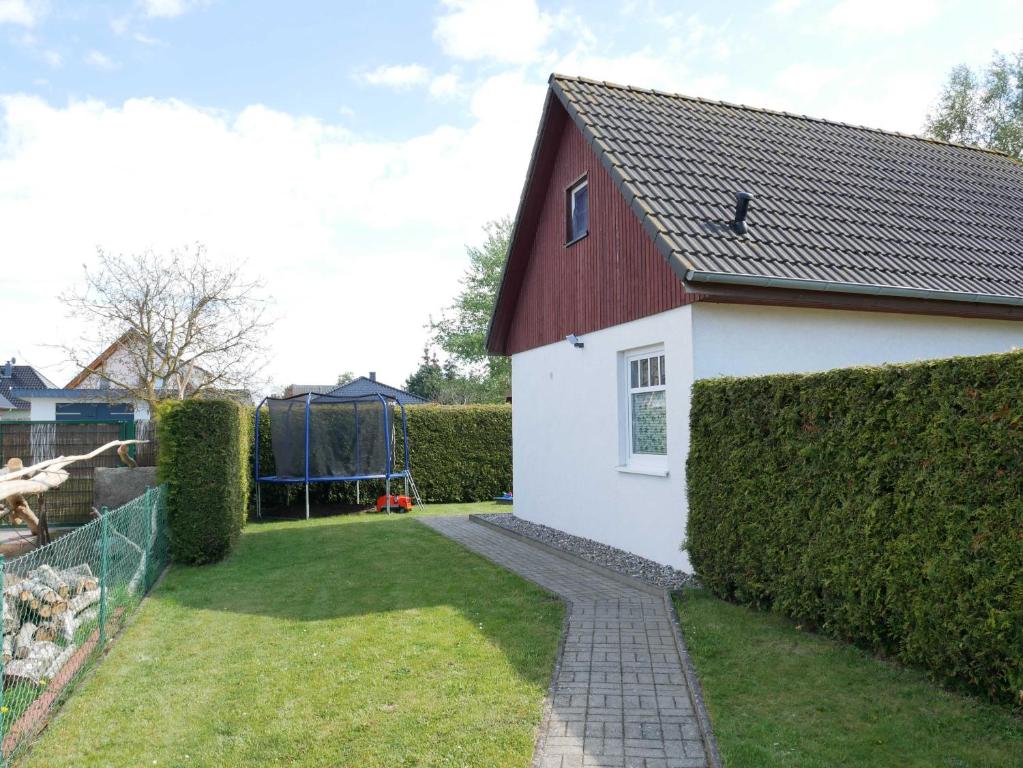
[
  {"left": 619, "top": 344, "right": 668, "bottom": 474},
  {"left": 565, "top": 175, "right": 589, "bottom": 245}
]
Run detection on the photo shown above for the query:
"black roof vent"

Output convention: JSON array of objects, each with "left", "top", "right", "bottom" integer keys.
[
  {"left": 2, "top": 358, "right": 13, "bottom": 379},
  {"left": 732, "top": 191, "right": 753, "bottom": 236}
]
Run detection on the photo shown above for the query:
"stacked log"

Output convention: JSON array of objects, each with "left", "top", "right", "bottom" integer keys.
[
  {"left": 1, "top": 564, "right": 101, "bottom": 686},
  {"left": 6, "top": 641, "right": 63, "bottom": 686}
]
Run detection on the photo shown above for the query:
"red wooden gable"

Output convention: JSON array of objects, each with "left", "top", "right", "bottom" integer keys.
[{"left": 491, "top": 99, "right": 700, "bottom": 356}]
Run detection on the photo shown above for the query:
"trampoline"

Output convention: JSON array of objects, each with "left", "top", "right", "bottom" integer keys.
[{"left": 254, "top": 392, "right": 422, "bottom": 519}]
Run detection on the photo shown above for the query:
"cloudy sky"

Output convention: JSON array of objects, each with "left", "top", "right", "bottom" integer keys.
[{"left": 1, "top": 0, "right": 1020, "bottom": 392}]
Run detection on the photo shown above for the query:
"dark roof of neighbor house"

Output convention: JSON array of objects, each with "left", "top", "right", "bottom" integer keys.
[
  {"left": 283, "top": 384, "right": 336, "bottom": 398},
  {"left": 325, "top": 376, "right": 427, "bottom": 405},
  {"left": 0, "top": 362, "right": 55, "bottom": 410},
  {"left": 488, "top": 75, "right": 1023, "bottom": 352},
  {"left": 12, "top": 388, "right": 136, "bottom": 400}
]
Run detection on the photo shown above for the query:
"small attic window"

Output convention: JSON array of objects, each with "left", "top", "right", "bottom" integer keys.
[{"left": 566, "top": 176, "right": 588, "bottom": 244}]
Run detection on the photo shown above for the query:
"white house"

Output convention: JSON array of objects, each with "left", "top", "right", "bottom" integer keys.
[
  {"left": 0, "top": 358, "right": 56, "bottom": 422},
  {"left": 14, "top": 334, "right": 178, "bottom": 423},
  {"left": 487, "top": 75, "right": 1023, "bottom": 570}
]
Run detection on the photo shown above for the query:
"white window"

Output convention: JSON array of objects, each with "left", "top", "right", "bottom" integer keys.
[
  {"left": 620, "top": 346, "right": 667, "bottom": 472},
  {"left": 566, "top": 177, "right": 588, "bottom": 243}
]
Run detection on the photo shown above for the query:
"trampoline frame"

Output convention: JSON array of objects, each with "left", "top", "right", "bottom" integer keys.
[{"left": 254, "top": 391, "right": 412, "bottom": 518}]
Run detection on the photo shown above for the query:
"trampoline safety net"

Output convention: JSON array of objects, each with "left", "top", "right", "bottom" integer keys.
[{"left": 266, "top": 394, "right": 389, "bottom": 480}]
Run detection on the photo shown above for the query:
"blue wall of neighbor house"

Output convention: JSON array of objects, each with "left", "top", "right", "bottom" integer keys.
[{"left": 55, "top": 402, "right": 134, "bottom": 422}]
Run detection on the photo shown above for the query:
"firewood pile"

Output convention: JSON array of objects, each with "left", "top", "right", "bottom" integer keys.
[{"left": 2, "top": 564, "right": 101, "bottom": 686}]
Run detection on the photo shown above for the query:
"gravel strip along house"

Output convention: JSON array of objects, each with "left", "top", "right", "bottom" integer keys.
[{"left": 487, "top": 74, "right": 1023, "bottom": 570}]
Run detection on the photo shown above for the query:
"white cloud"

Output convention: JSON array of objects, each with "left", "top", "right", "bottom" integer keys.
[
  {"left": 0, "top": 79, "right": 545, "bottom": 390},
  {"left": 429, "top": 73, "right": 461, "bottom": 99},
  {"left": 360, "top": 63, "right": 430, "bottom": 89},
  {"left": 141, "top": 0, "right": 200, "bottom": 19},
  {"left": 826, "top": 0, "right": 938, "bottom": 34},
  {"left": 42, "top": 49, "right": 60, "bottom": 68},
  {"left": 434, "top": 0, "right": 552, "bottom": 64},
  {"left": 773, "top": 63, "right": 844, "bottom": 97},
  {"left": 84, "top": 50, "right": 117, "bottom": 70},
  {"left": 769, "top": 0, "right": 804, "bottom": 14},
  {"left": 0, "top": 0, "right": 41, "bottom": 27},
  {"left": 545, "top": 11, "right": 735, "bottom": 95}
]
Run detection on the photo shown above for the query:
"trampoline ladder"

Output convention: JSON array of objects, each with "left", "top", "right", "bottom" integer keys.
[{"left": 406, "top": 471, "right": 425, "bottom": 509}]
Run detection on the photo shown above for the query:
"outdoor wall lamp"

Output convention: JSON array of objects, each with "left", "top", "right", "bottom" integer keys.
[{"left": 565, "top": 334, "right": 584, "bottom": 348}]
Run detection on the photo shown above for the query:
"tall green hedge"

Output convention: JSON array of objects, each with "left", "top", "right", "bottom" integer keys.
[
  {"left": 687, "top": 351, "right": 1023, "bottom": 705},
  {"left": 249, "top": 403, "right": 512, "bottom": 510},
  {"left": 158, "top": 400, "right": 250, "bottom": 564},
  {"left": 403, "top": 404, "right": 511, "bottom": 502}
]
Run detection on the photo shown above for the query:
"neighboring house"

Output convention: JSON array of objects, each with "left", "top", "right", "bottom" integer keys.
[
  {"left": 0, "top": 359, "right": 56, "bottom": 421},
  {"left": 15, "top": 333, "right": 211, "bottom": 423},
  {"left": 283, "top": 384, "right": 336, "bottom": 398},
  {"left": 324, "top": 372, "right": 427, "bottom": 405},
  {"left": 487, "top": 75, "right": 1023, "bottom": 570}
]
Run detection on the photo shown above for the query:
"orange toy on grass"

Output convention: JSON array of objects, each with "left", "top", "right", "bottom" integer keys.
[{"left": 376, "top": 494, "right": 413, "bottom": 512}]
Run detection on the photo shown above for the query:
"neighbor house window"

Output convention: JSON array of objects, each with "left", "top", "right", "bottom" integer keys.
[
  {"left": 623, "top": 347, "right": 667, "bottom": 467},
  {"left": 566, "top": 176, "right": 588, "bottom": 243}
]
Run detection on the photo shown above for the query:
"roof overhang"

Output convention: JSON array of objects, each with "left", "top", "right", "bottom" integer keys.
[
  {"left": 686, "top": 272, "right": 1023, "bottom": 321},
  {"left": 12, "top": 388, "right": 139, "bottom": 400}
]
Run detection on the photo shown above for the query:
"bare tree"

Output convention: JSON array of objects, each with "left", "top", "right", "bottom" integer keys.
[{"left": 61, "top": 245, "right": 271, "bottom": 415}]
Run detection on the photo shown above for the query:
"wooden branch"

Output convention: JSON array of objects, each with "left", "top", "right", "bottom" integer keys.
[{"left": 0, "top": 439, "right": 147, "bottom": 486}]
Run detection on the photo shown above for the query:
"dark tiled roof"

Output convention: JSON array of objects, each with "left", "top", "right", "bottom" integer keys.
[
  {"left": 551, "top": 75, "right": 1023, "bottom": 304},
  {"left": 0, "top": 365, "right": 53, "bottom": 410},
  {"left": 325, "top": 377, "right": 427, "bottom": 405},
  {"left": 11, "top": 388, "right": 136, "bottom": 399}
]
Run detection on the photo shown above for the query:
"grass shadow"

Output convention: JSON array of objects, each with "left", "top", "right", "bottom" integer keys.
[{"left": 153, "top": 513, "right": 562, "bottom": 690}]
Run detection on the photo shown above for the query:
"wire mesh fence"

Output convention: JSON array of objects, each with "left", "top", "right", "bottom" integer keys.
[
  {"left": 0, "top": 421, "right": 156, "bottom": 526},
  {"left": 0, "top": 484, "right": 169, "bottom": 763}
]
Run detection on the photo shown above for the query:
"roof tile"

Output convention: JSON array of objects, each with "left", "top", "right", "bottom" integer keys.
[{"left": 552, "top": 75, "right": 1023, "bottom": 302}]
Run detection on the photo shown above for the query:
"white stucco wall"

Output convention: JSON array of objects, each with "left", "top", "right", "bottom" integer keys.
[
  {"left": 28, "top": 399, "right": 56, "bottom": 421},
  {"left": 692, "top": 303, "right": 1023, "bottom": 378},
  {"left": 511, "top": 305, "right": 695, "bottom": 570},
  {"left": 79, "top": 346, "right": 144, "bottom": 389},
  {"left": 512, "top": 300, "right": 1023, "bottom": 571}
]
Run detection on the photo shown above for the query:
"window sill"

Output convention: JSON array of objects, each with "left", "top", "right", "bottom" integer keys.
[
  {"left": 565, "top": 231, "right": 589, "bottom": 248},
  {"left": 616, "top": 464, "right": 669, "bottom": 477}
]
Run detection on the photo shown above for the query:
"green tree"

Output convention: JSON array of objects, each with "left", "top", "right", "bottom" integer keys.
[
  {"left": 404, "top": 346, "right": 507, "bottom": 404},
  {"left": 404, "top": 347, "right": 444, "bottom": 401},
  {"left": 926, "top": 50, "right": 1023, "bottom": 158},
  {"left": 336, "top": 371, "right": 355, "bottom": 386},
  {"left": 430, "top": 218, "right": 512, "bottom": 400}
]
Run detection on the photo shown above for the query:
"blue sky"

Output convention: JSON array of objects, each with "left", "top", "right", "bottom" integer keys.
[{"left": 1, "top": 0, "right": 1021, "bottom": 390}]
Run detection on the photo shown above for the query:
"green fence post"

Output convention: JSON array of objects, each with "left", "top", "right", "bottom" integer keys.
[
  {"left": 143, "top": 487, "right": 153, "bottom": 592},
  {"left": 99, "top": 507, "right": 109, "bottom": 646}
]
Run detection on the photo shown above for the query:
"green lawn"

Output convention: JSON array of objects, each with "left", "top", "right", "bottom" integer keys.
[
  {"left": 675, "top": 588, "right": 1023, "bottom": 768},
  {"left": 20, "top": 503, "right": 562, "bottom": 768}
]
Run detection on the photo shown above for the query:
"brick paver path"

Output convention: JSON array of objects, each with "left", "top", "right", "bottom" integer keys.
[{"left": 420, "top": 516, "right": 711, "bottom": 768}]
